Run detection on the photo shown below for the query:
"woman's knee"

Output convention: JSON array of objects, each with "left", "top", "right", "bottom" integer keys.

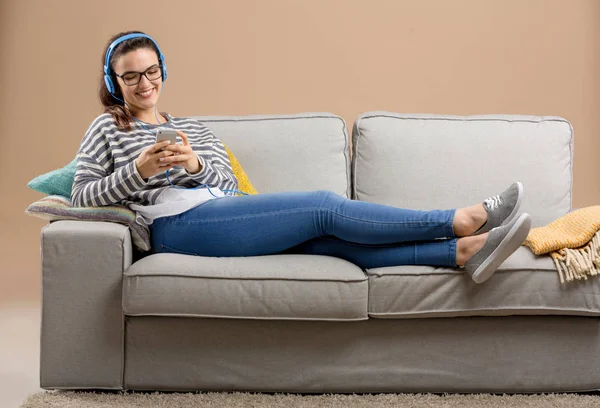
[
  {"left": 314, "top": 189, "right": 339, "bottom": 199},
  {"left": 311, "top": 189, "right": 342, "bottom": 205},
  {"left": 312, "top": 190, "right": 347, "bottom": 211}
]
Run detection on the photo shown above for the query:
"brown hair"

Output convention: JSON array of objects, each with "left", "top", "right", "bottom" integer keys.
[{"left": 99, "top": 30, "right": 162, "bottom": 130}]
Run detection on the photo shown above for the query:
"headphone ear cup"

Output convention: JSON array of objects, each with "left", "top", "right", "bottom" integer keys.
[
  {"left": 162, "top": 62, "right": 168, "bottom": 81},
  {"left": 104, "top": 75, "right": 115, "bottom": 95}
]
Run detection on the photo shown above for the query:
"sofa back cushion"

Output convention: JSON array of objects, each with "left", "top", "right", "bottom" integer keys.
[
  {"left": 352, "top": 112, "right": 574, "bottom": 227},
  {"left": 191, "top": 113, "right": 351, "bottom": 198}
]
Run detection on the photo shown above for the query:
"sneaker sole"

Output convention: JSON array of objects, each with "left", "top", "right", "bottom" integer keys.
[{"left": 471, "top": 213, "right": 531, "bottom": 284}]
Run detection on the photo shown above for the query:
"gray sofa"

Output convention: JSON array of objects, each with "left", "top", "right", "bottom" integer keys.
[{"left": 40, "top": 112, "right": 600, "bottom": 393}]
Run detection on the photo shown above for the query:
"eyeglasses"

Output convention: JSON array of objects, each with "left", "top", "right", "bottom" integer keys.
[{"left": 115, "top": 65, "right": 163, "bottom": 86}]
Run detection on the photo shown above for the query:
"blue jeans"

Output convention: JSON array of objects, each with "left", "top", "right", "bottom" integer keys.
[{"left": 150, "top": 190, "right": 458, "bottom": 269}]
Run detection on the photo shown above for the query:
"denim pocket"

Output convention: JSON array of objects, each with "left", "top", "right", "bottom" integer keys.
[{"left": 159, "top": 243, "right": 199, "bottom": 256}]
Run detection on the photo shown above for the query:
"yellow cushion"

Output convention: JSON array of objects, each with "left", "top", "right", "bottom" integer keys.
[{"left": 222, "top": 143, "right": 258, "bottom": 195}]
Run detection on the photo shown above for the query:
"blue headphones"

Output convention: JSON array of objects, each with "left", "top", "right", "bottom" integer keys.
[{"left": 103, "top": 33, "right": 168, "bottom": 96}]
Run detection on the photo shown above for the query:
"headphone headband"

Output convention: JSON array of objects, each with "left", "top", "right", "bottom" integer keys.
[{"left": 103, "top": 33, "right": 167, "bottom": 96}]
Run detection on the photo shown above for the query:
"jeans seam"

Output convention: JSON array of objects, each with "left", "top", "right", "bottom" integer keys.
[
  {"left": 159, "top": 243, "right": 199, "bottom": 256},
  {"left": 157, "top": 209, "right": 455, "bottom": 255},
  {"left": 161, "top": 208, "right": 321, "bottom": 225},
  {"left": 448, "top": 238, "right": 457, "bottom": 266},
  {"left": 323, "top": 208, "right": 453, "bottom": 227},
  {"left": 313, "top": 236, "right": 455, "bottom": 249},
  {"left": 163, "top": 207, "right": 453, "bottom": 229}
]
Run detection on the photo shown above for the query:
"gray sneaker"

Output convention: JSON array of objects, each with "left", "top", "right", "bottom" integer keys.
[
  {"left": 464, "top": 213, "right": 532, "bottom": 283},
  {"left": 473, "top": 182, "right": 524, "bottom": 236}
]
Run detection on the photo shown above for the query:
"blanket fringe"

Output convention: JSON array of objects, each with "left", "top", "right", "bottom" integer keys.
[{"left": 552, "top": 230, "right": 600, "bottom": 284}]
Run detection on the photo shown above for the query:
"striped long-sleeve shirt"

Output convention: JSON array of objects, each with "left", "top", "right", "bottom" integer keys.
[{"left": 72, "top": 113, "right": 238, "bottom": 223}]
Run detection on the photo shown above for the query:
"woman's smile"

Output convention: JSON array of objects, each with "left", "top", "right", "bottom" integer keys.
[{"left": 136, "top": 87, "right": 155, "bottom": 99}]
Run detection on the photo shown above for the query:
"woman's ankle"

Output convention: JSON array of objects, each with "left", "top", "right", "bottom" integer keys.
[
  {"left": 453, "top": 204, "right": 487, "bottom": 237},
  {"left": 456, "top": 234, "right": 487, "bottom": 266}
]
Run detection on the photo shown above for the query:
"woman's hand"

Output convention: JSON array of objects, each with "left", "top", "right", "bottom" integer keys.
[
  {"left": 159, "top": 131, "right": 202, "bottom": 175},
  {"left": 134, "top": 140, "right": 179, "bottom": 181}
]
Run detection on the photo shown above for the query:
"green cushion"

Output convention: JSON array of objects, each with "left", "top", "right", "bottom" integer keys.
[{"left": 27, "top": 159, "right": 77, "bottom": 197}]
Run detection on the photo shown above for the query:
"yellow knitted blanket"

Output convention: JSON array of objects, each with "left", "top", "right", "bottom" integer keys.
[{"left": 524, "top": 206, "right": 600, "bottom": 283}]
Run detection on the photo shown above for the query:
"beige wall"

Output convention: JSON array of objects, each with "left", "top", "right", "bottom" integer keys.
[{"left": 2, "top": 0, "right": 599, "bottom": 302}]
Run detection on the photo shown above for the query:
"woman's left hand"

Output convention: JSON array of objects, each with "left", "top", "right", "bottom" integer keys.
[{"left": 159, "top": 131, "right": 202, "bottom": 174}]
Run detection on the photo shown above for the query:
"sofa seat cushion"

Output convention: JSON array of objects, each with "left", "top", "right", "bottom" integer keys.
[
  {"left": 123, "top": 253, "right": 368, "bottom": 321},
  {"left": 368, "top": 247, "right": 600, "bottom": 318}
]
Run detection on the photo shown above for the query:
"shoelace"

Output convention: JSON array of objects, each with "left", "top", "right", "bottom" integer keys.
[{"left": 484, "top": 195, "right": 502, "bottom": 211}]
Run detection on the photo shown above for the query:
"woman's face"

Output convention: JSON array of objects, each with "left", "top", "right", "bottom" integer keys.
[{"left": 113, "top": 48, "right": 163, "bottom": 113}]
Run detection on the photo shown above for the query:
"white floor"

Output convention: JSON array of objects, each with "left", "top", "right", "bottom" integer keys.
[{"left": 0, "top": 303, "right": 42, "bottom": 408}]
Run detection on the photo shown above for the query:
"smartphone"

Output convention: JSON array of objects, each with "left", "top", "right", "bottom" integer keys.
[{"left": 155, "top": 129, "right": 178, "bottom": 146}]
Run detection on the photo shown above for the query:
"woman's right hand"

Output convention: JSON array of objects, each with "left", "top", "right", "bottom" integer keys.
[{"left": 135, "top": 141, "right": 181, "bottom": 180}]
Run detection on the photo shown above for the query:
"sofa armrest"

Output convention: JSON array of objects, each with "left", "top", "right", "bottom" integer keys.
[{"left": 40, "top": 220, "right": 132, "bottom": 390}]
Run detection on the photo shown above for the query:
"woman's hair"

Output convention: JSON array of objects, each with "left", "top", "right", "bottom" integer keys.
[{"left": 99, "top": 30, "right": 161, "bottom": 130}]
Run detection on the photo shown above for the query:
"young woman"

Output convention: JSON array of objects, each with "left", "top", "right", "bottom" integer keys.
[{"left": 72, "top": 31, "right": 531, "bottom": 284}]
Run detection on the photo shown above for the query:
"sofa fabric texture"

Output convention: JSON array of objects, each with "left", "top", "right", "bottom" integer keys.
[
  {"left": 192, "top": 113, "right": 352, "bottom": 198},
  {"left": 367, "top": 247, "right": 600, "bottom": 318},
  {"left": 39, "top": 112, "right": 599, "bottom": 393},
  {"left": 352, "top": 112, "right": 573, "bottom": 228},
  {"left": 41, "top": 221, "right": 129, "bottom": 389},
  {"left": 124, "top": 316, "right": 600, "bottom": 393},
  {"left": 123, "top": 253, "right": 368, "bottom": 321}
]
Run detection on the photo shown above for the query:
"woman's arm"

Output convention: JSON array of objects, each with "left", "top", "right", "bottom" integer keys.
[
  {"left": 183, "top": 128, "right": 239, "bottom": 192},
  {"left": 71, "top": 152, "right": 146, "bottom": 207},
  {"left": 71, "top": 121, "right": 147, "bottom": 207}
]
